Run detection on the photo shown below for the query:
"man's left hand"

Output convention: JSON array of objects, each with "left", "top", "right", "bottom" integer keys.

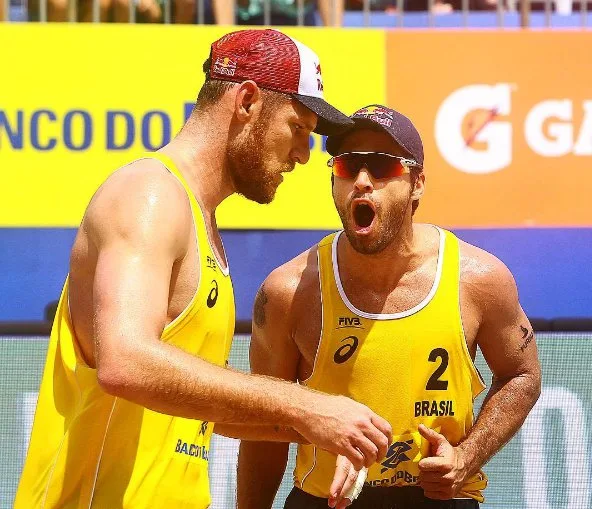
[{"left": 417, "top": 424, "right": 469, "bottom": 500}]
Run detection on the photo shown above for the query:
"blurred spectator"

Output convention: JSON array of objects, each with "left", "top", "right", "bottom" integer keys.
[
  {"left": 174, "top": 0, "right": 231, "bottom": 23},
  {"left": 234, "top": 0, "right": 343, "bottom": 25},
  {"left": 27, "top": 0, "right": 162, "bottom": 21},
  {"left": 346, "top": 0, "right": 494, "bottom": 12},
  {"left": 108, "top": 0, "right": 163, "bottom": 21},
  {"left": 77, "top": 0, "right": 114, "bottom": 21},
  {"left": 0, "top": 0, "right": 5, "bottom": 21}
]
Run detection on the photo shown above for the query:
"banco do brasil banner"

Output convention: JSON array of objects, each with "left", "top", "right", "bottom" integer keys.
[{"left": 1, "top": 27, "right": 591, "bottom": 228}]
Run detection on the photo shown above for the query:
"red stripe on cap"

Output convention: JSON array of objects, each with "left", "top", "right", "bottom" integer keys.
[{"left": 210, "top": 29, "right": 300, "bottom": 94}]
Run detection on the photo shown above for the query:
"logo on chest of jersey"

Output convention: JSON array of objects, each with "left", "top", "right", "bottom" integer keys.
[
  {"left": 207, "top": 280, "right": 219, "bottom": 308},
  {"left": 206, "top": 256, "right": 218, "bottom": 272},
  {"left": 333, "top": 335, "right": 359, "bottom": 364},
  {"left": 336, "top": 316, "right": 363, "bottom": 329},
  {"left": 380, "top": 439, "right": 415, "bottom": 473}
]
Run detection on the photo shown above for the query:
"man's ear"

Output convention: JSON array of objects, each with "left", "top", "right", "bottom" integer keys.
[
  {"left": 411, "top": 171, "right": 425, "bottom": 201},
  {"left": 234, "top": 80, "right": 262, "bottom": 122}
]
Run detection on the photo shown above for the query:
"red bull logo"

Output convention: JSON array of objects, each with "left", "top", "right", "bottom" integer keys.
[
  {"left": 355, "top": 106, "right": 393, "bottom": 127},
  {"left": 355, "top": 106, "right": 393, "bottom": 118},
  {"left": 213, "top": 57, "right": 237, "bottom": 77}
]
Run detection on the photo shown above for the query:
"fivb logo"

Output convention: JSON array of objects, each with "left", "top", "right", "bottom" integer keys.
[{"left": 435, "top": 84, "right": 592, "bottom": 174}]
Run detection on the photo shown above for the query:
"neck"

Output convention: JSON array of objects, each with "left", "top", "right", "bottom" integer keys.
[
  {"left": 159, "top": 110, "right": 235, "bottom": 218},
  {"left": 338, "top": 219, "right": 422, "bottom": 292}
]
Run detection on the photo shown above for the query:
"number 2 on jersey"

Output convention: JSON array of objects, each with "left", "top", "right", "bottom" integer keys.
[{"left": 426, "top": 348, "right": 449, "bottom": 390}]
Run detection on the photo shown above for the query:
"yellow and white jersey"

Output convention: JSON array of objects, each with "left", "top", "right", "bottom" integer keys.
[
  {"left": 294, "top": 227, "right": 487, "bottom": 502},
  {"left": 15, "top": 153, "right": 235, "bottom": 509}
]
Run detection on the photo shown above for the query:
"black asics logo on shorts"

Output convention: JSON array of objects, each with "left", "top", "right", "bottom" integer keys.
[
  {"left": 381, "top": 439, "right": 414, "bottom": 473},
  {"left": 333, "top": 336, "right": 359, "bottom": 364},
  {"left": 207, "top": 280, "right": 219, "bottom": 308}
]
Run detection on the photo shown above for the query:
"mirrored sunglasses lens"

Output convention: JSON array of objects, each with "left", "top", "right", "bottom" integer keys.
[
  {"left": 332, "top": 155, "right": 359, "bottom": 178},
  {"left": 366, "top": 154, "right": 404, "bottom": 179}
]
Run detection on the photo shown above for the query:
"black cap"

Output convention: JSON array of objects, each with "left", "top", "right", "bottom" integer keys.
[{"left": 325, "top": 105, "right": 424, "bottom": 167}]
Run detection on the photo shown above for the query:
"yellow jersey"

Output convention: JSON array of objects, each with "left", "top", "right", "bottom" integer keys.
[
  {"left": 15, "top": 153, "right": 235, "bottom": 508},
  {"left": 294, "top": 228, "right": 487, "bottom": 502}
]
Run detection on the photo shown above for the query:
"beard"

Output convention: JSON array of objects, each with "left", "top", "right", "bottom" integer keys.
[
  {"left": 226, "top": 114, "right": 293, "bottom": 205},
  {"left": 336, "top": 191, "right": 413, "bottom": 255}
]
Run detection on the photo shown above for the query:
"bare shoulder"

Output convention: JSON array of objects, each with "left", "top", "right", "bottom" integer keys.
[
  {"left": 83, "top": 158, "right": 192, "bottom": 252},
  {"left": 251, "top": 245, "right": 320, "bottom": 378},
  {"left": 254, "top": 246, "right": 319, "bottom": 330},
  {"left": 458, "top": 238, "right": 520, "bottom": 323}
]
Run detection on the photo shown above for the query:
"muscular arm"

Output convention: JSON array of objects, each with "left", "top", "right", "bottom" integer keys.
[
  {"left": 237, "top": 264, "right": 310, "bottom": 509},
  {"left": 89, "top": 165, "right": 309, "bottom": 427},
  {"left": 457, "top": 251, "right": 542, "bottom": 477},
  {"left": 88, "top": 163, "right": 391, "bottom": 463}
]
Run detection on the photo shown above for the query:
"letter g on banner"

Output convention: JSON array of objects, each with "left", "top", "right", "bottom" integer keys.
[{"left": 435, "top": 84, "right": 512, "bottom": 174}]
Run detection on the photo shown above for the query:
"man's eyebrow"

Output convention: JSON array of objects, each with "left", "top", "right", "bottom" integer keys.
[
  {"left": 303, "top": 118, "right": 317, "bottom": 132},
  {"left": 293, "top": 114, "right": 316, "bottom": 132}
]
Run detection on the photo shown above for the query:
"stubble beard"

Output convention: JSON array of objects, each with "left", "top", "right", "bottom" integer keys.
[
  {"left": 336, "top": 192, "right": 413, "bottom": 255},
  {"left": 227, "top": 116, "right": 292, "bottom": 205}
]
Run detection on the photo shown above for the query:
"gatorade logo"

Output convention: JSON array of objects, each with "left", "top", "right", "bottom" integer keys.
[
  {"left": 435, "top": 84, "right": 512, "bottom": 174},
  {"left": 435, "top": 84, "right": 592, "bottom": 174}
]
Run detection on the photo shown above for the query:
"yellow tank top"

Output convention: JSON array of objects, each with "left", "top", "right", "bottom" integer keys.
[
  {"left": 294, "top": 228, "right": 487, "bottom": 502},
  {"left": 15, "top": 153, "right": 235, "bottom": 509}
]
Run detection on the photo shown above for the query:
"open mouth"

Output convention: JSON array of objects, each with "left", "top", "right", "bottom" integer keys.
[{"left": 352, "top": 200, "right": 376, "bottom": 231}]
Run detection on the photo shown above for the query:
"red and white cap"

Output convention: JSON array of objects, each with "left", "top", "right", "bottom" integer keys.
[{"left": 208, "top": 29, "right": 354, "bottom": 136}]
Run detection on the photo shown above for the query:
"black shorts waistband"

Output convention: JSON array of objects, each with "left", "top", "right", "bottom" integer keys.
[{"left": 284, "top": 486, "right": 480, "bottom": 509}]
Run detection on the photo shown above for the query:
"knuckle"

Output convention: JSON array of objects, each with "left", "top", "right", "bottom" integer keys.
[
  {"left": 344, "top": 429, "right": 356, "bottom": 443},
  {"left": 356, "top": 417, "right": 369, "bottom": 430},
  {"left": 370, "top": 448, "right": 378, "bottom": 461}
]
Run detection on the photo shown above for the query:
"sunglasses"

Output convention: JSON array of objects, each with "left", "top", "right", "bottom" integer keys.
[{"left": 327, "top": 152, "right": 421, "bottom": 180}]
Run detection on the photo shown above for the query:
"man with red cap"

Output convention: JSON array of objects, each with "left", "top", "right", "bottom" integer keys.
[
  {"left": 237, "top": 104, "right": 541, "bottom": 509},
  {"left": 14, "top": 32, "right": 392, "bottom": 508}
]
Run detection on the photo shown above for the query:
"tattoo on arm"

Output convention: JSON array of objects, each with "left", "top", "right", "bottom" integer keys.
[
  {"left": 519, "top": 325, "right": 534, "bottom": 352},
  {"left": 253, "top": 285, "right": 268, "bottom": 328}
]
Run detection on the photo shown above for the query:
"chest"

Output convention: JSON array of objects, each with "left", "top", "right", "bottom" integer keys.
[
  {"left": 294, "top": 278, "right": 480, "bottom": 382},
  {"left": 167, "top": 224, "right": 229, "bottom": 327}
]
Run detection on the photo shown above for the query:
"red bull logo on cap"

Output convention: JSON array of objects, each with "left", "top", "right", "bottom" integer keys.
[
  {"left": 213, "top": 57, "right": 237, "bottom": 77},
  {"left": 315, "top": 63, "right": 324, "bottom": 92},
  {"left": 355, "top": 106, "right": 394, "bottom": 127}
]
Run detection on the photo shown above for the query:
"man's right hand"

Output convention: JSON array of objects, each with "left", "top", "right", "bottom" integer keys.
[{"left": 294, "top": 392, "right": 391, "bottom": 470}]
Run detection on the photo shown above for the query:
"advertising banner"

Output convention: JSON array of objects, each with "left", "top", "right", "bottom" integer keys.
[
  {"left": 0, "top": 25, "right": 385, "bottom": 228},
  {"left": 387, "top": 32, "right": 592, "bottom": 227}
]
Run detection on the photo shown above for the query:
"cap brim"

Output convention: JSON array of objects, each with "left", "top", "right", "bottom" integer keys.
[
  {"left": 326, "top": 117, "right": 398, "bottom": 156},
  {"left": 293, "top": 94, "right": 354, "bottom": 136}
]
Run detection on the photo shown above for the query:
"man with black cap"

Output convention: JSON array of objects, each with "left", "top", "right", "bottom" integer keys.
[
  {"left": 237, "top": 104, "right": 541, "bottom": 508},
  {"left": 14, "top": 33, "right": 393, "bottom": 508}
]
